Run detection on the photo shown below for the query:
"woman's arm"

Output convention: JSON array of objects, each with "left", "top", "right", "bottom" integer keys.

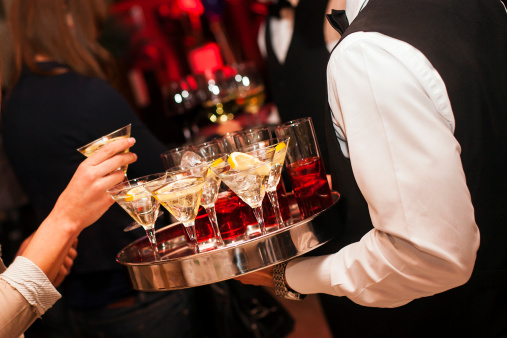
[
  {"left": 21, "top": 137, "right": 137, "bottom": 283},
  {"left": 0, "top": 137, "right": 137, "bottom": 337}
]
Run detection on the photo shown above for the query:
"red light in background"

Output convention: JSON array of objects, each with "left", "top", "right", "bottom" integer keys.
[
  {"left": 188, "top": 43, "right": 223, "bottom": 74},
  {"left": 178, "top": 0, "right": 204, "bottom": 16}
]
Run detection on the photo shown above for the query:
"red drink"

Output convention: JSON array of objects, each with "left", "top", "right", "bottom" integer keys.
[
  {"left": 286, "top": 156, "right": 333, "bottom": 219},
  {"left": 215, "top": 191, "right": 246, "bottom": 244},
  {"left": 262, "top": 180, "right": 292, "bottom": 229},
  {"left": 194, "top": 207, "right": 217, "bottom": 251},
  {"left": 237, "top": 193, "right": 261, "bottom": 238}
]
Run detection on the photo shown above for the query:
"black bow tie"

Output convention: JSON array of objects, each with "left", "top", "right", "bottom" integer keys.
[
  {"left": 268, "top": 0, "right": 294, "bottom": 19},
  {"left": 326, "top": 9, "right": 350, "bottom": 35}
]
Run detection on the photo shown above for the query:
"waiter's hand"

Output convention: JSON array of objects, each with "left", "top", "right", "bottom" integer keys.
[{"left": 234, "top": 266, "right": 274, "bottom": 288}]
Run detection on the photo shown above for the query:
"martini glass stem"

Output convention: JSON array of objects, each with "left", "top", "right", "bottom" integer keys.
[
  {"left": 205, "top": 206, "right": 224, "bottom": 247},
  {"left": 183, "top": 222, "right": 199, "bottom": 253},
  {"left": 252, "top": 206, "right": 267, "bottom": 235},
  {"left": 145, "top": 227, "right": 161, "bottom": 260},
  {"left": 267, "top": 190, "right": 284, "bottom": 229}
]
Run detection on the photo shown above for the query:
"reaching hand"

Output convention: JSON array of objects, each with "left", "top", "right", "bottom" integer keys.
[
  {"left": 20, "top": 137, "right": 138, "bottom": 286},
  {"left": 51, "top": 137, "right": 137, "bottom": 233}
]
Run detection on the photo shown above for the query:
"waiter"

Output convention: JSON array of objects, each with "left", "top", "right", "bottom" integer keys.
[{"left": 243, "top": 0, "right": 507, "bottom": 336}]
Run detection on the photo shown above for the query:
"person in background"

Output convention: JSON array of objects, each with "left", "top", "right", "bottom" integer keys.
[
  {"left": 241, "top": 0, "right": 507, "bottom": 336},
  {"left": 257, "top": 0, "right": 343, "bottom": 172},
  {"left": 1, "top": 0, "right": 200, "bottom": 336},
  {"left": 0, "top": 138, "right": 136, "bottom": 338}
]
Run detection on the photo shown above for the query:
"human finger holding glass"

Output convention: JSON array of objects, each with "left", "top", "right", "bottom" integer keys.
[{"left": 0, "top": 137, "right": 136, "bottom": 338}]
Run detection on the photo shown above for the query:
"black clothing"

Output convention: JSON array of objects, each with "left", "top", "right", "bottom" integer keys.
[
  {"left": 265, "top": 0, "right": 331, "bottom": 170},
  {"left": 321, "top": 0, "right": 507, "bottom": 336},
  {"left": 2, "top": 62, "right": 170, "bottom": 309}
]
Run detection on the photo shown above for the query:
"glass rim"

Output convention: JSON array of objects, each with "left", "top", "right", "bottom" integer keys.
[
  {"left": 192, "top": 138, "right": 227, "bottom": 150},
  {"left": 237, "top": 137, "right": 289, "bottom": 153},
  {"left": 160, "top": 145, "right": 194, "bottom": 157},
  {"left": 165, "top": 161, "right": 211, "bottom": 176},
  {"left": 107, "top": 172, "right": 166, "bottom": 194},
  {"left": 223, "top": 129, "right": 246, "bottom": 137},
  {"left": 77, "top": 124, "right": 131, "bottom": 152},
  {"left": 274, "top": 117, "right": 312, "bottom": 130},
  {"left": 240, "top": 126, "right": 271, "bottom": 134}
]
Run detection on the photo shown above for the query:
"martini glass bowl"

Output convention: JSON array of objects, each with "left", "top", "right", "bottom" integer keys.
[
  {"left": 107, "top": 172, "right": 166, "bottom": 261},
  {"left": 211, "top": 147, "right": 275, "bottom": 236},
  {"left": 145, "top": 163, "right": 210, "bottom": 253},
  {"left": 239, "top": 137, "right": 290, "bottom": 230}
]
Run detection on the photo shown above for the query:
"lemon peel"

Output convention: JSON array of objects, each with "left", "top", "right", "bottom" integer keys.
[{"left": 125, "top": 186, "right": 149, "bottom": 202}]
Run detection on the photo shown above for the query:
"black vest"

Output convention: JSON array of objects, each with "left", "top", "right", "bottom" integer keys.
[
  {"left": 321, "top": 0, "right": 507, "bottom": 336},
  {"left": 265, "top": 0, "right": 331, "bottom": 169}
]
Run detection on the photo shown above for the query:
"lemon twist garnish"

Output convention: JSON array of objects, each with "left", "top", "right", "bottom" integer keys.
[
  {"left": 275, "top": 141, "right": 286, "bottom": 152},
  {"left": 125, "top": 186, "right": 149, "bottom": 202},
  {"left": 227, "top": 152, "right": 262, "bottom": 170},
  {"left": 211, "top": 158, "right": 224, "bottom": 167},
  {"left": 227, "top": 152, "right": 272, "bottom": 176}
]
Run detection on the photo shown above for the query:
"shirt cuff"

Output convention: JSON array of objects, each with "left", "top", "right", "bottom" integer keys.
[
  {"left": 286, "top": 255, "right": 344, "bottom": 296},
  {"left": 0, "top": 256, "right": 61, "bottom": 316}
]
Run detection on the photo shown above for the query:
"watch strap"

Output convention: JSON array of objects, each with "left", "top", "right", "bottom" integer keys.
[{"left": 273, "top": 261, "right": 307, "bottom": 301}]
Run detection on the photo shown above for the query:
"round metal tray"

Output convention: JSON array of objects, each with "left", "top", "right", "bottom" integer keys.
[{"left": 117, "top": 191, "right": 340, "bottom": 291}]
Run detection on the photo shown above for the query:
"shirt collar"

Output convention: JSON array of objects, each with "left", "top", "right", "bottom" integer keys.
[{"left": 346, "top": 0, "right": 369, "bottom": 24}]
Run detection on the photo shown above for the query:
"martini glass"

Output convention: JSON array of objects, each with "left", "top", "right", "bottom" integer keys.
[
  {"left": 210, "top": 148, "right": 275, "bottom": 236},
  {"left": 239, "top": 137, "right": 290, "bottom": 230},
  {"left": 77, "top": 124, "right": 132, "bottom": 177},
  {"left": 107, "top": 173, "right": 166, "bottom": 261},
  {"left": 192, "top": 139, "right": 229, "bottom": 247},
  {"left": 145, "top": 163, "right": 209, "bottom": 253}
]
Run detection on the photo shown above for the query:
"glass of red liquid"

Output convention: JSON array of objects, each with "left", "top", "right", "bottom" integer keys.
[
  {"left": 262, "top": 180, "right": 292, "bottom": 230},
  {"left": 215, "top": 190, "right": 247, "bottom": 245},
  {"left": 274, "top": 117, "right": 333, "bottom": 219},
  {"left": 194, "top": 207, "right": 218, "bottom": 252}
]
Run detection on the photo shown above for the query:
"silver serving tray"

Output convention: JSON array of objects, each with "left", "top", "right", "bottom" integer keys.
[{"left": 117, "top": 191, "right": 340, "bottom": 291}]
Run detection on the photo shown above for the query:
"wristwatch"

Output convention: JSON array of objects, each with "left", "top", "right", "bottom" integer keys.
[{"left": 273, "top": 261, "right": 307, "bottom": 300}]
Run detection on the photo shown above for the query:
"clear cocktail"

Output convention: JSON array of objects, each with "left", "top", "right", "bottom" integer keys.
[
  {"left": 146, "top": 164, "right": 209, "bottom": 253},
  {"left": 211, "top": 149, "right": 274, "bottom": 236},
  {"left": 107, "top": 173, "right": 165, "bottom": 261}
]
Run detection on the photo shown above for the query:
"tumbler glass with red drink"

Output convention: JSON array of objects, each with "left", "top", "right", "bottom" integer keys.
[{"left": 274, "top": 117, "right": 333, "bottom": 219}]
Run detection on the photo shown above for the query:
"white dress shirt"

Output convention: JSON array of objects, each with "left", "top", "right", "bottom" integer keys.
[
  {"left": 285, "top": 0, "right": 481, "bottom": 308},
  {"left": 0, "top": 248, "right": 61, "bottom": 337}
]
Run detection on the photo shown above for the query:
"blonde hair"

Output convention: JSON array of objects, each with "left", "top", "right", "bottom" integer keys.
[{"left": 9, "top": 0, "right": 115, "bottom": 84}]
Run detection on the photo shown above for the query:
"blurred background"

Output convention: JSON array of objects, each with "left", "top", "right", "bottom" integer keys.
[
  {"left": 0, "top": 0, "right": 277, "bottom": 147},
  {"left": 0, "top": 0, "right": 280, "bottom": 264}
]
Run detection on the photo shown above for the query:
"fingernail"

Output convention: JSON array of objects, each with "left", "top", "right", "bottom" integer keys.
[{"left": 128, "top": 137, "right": 136, "bottom": 145}]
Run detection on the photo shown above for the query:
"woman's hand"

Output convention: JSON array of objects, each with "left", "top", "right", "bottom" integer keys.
[
  {"left": 20, "top": 137, "right": 137, "bottom": 285},
  {"left": 51, "top": 137, "right": 137, "bottom": 233}
]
